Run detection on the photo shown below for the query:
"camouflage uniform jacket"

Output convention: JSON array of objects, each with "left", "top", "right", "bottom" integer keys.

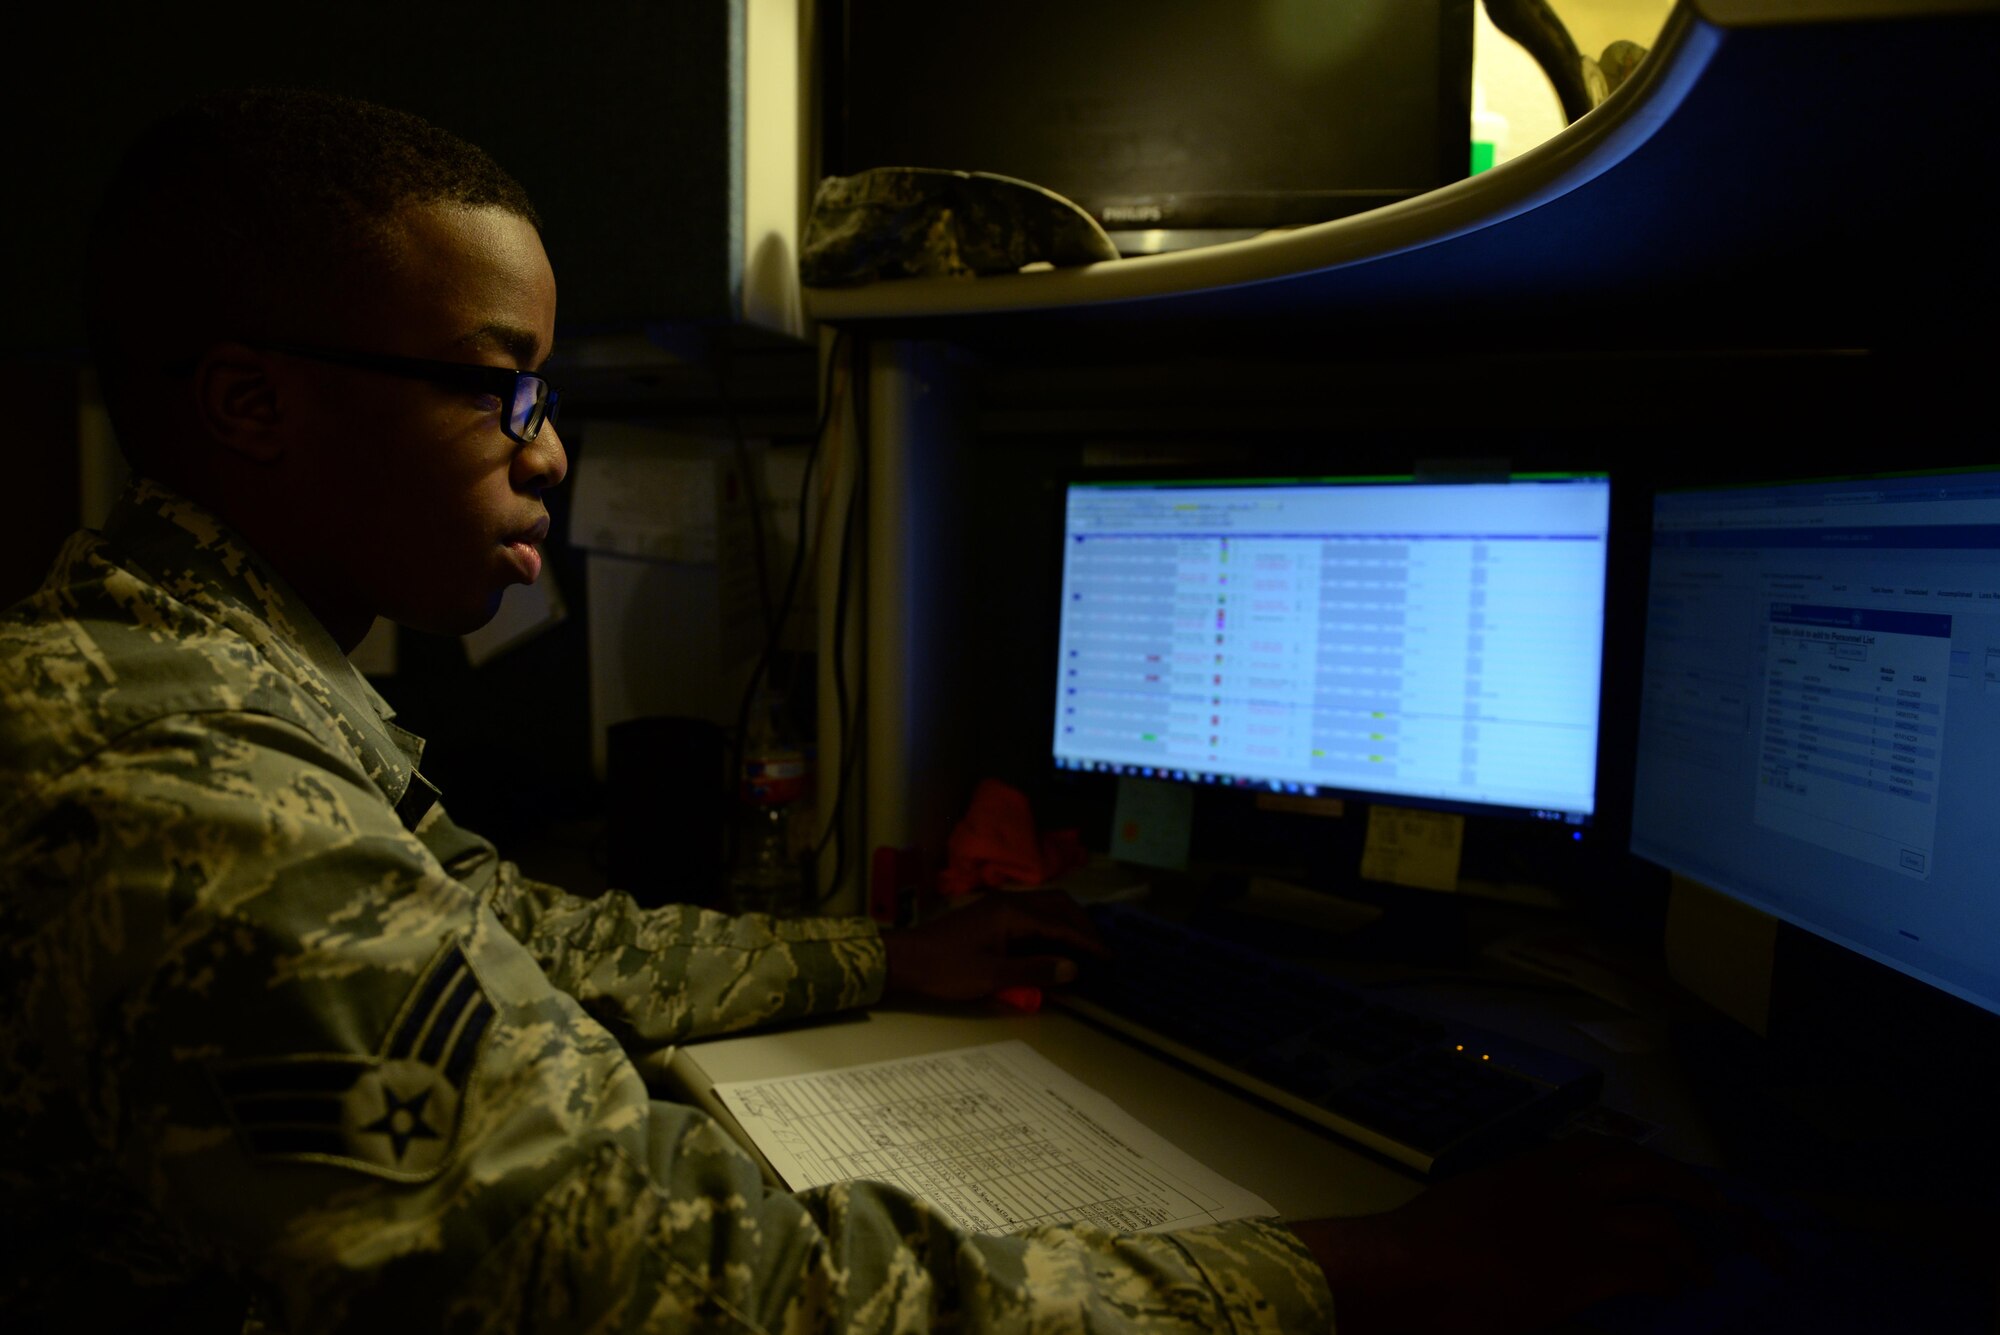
[{"left": 0, "top": 481, "right": 1334, "bottom": 1333}]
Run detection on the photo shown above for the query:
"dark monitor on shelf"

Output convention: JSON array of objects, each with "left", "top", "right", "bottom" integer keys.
[
  {"left": 1050, "top": 473, "right": 1613, "bottom": 831},
  {"left": 823, "top": 0, "right": 1476, "bottom": 255},
  {"left": 1631, "top": 466, "right": 2000, "bottom": 1020}
]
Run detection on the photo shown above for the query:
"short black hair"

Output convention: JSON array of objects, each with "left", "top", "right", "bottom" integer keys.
[{"left": 86, "top": 86, "right": 542, "bottom": 464}]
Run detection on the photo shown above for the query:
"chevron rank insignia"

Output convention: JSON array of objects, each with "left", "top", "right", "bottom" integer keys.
[{"left": 208, "top": 941, "right": 495, "bottom": 1179}]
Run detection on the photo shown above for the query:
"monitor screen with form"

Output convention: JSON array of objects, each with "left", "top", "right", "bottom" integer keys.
[
  {"left": 1631, "top": 467, "right": 2000, "bottom": 1018},
  {"left": 1050, "top": 475, "right": 1612, "bottom": 824}
]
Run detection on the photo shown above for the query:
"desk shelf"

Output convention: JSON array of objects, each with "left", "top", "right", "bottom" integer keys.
[{"left": 805, "top": 0, "right": 2000, "bottom": 358}]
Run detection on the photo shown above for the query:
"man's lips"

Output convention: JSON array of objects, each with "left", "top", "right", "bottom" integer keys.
[
  {"left": 507, "top": 515, "right": 551, "bottom": 547},
  {"left": 502, "top": 515, "right": 549, "bottom": 582}
]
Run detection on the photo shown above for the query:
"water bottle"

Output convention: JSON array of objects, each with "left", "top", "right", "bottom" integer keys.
[{"left": 727, "top": 732, "right": 810, "bottom": 917}]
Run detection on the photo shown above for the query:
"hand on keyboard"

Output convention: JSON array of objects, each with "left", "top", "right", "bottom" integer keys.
[
  {"left": 1057, "top": 903, "right": 1601, "bottom": 1174},
  {"left": 882, "top": 889, "right": 1108, "bottom": 1003}
]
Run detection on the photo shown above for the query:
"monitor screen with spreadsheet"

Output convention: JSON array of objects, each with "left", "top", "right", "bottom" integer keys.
[
  {"left": 1050, "top": 474, "right": 1612, "bottom": 824},
  {"left": 1630, "top": 467, "right": 2000, "bottom": 1018}
]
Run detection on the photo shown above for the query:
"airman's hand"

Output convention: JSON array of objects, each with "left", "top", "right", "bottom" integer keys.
[{"left": 881, "top": 890, "right": 1107, "bottom": 1002}]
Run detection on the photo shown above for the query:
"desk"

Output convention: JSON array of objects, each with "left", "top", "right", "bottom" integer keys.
[
  {"left": 639, "top": 906, "right": 1720, "bottom": 1225},
  {"left": 640, "top": 953, "right": 1996, "bottom": 1334},
  {"left": 644, "top": 1003, "right": 1423, "bottom": 1221}
]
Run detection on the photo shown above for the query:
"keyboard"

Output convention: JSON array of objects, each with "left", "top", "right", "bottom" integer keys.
[{"left": 1054, "top": 902, "right": 1604, "bottom": 1176}]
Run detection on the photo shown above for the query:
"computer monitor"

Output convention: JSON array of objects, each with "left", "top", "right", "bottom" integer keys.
[
  {"left": 823, "top": 0, "right": 1475, "bottom": 255},
  {"left": 1631, "top": 466, "right": 2000, "bottom": 1019},
  {"left": 1050, "top": 473, "right": 1612, "bottom": 826}
]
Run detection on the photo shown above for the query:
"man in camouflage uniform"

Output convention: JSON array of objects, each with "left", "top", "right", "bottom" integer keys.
[{"left": 2, "top": 88, "right": 1727, "bottom": 1334}]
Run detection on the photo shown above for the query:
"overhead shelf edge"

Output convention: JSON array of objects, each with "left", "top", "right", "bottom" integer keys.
[{"left": 802, "top": 4, "right": 1723, "bottom": 323}]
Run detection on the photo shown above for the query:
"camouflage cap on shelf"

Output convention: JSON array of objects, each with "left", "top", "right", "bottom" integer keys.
[{"left": 800, "top": 166, "right": 1120, "bottom": 286}]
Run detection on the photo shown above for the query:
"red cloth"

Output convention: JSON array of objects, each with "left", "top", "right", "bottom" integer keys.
[{"left": 936, "top": 779, "right": 1087, "bottom": 897}]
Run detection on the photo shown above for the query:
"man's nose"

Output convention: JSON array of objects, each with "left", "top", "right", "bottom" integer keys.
[{"left": 516, "top": 422, "right": 568, "bottom": 493}]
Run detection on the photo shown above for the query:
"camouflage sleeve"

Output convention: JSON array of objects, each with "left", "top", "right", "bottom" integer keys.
[
  {"left": 14, "top": 709, "right": 1334, "bottom": 1333},
  {"left": 478, "top": 858, "right": 885, "bottom": 1052},
  {"left": 450, "top": 1115, "right": 1335, "bottom": 1334}
]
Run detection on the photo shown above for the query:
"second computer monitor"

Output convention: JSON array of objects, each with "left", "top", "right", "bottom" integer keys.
[
  {"left": 1051, "top": 474, "right": 1612, "bottom": 824},
  {"left": 1631, "top": 466, "right": 2000, "bottom": 1018}
]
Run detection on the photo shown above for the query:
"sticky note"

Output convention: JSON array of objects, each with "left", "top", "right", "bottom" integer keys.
[
  {"left": 1110, "top": 777, "right": 1193, "bottom": 871},
  {"left": 1359, "top": 805, "right": 1464, "bottom": 892}
]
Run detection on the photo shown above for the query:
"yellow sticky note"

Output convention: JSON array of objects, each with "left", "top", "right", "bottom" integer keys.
[
  {"left": 1110, "top": 777, "right": 1193, "bottom": 872},
  {"left": 1359, "top": 805, "right": 1464, "bottom": 892}
]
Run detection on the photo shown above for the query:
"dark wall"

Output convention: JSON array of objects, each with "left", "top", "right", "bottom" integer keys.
[
  {"left": 10, "top": 1, "right": 748, "bottom": 362},
  {"left": 0, "top": 365, "right": 81, "bottom": 609}
]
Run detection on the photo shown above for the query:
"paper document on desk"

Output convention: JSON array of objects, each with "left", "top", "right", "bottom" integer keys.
[{"left": 711, "top": 1040, "right": 1276, "bottom": 1235}]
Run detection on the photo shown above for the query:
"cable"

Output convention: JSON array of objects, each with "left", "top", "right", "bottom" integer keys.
[
  {"left": 1481, "top": 0, "right": 1598, "bottom": 124},
  {"left": 724, "top": 330, "right": 849, "bottom": 894},
  {"left": 715, "top": 343, "right": 777, "bottom": 644},
  {"left": 811, "top": 378, "right": 860, "bottom": 897},
  {"left": 767, "top": 329, "right": 850, "bottom": 695},
  {"left": 811, "top": 340, "right": 868, "bottom": 909},
  {"left": 811, "top": 471, "right": 862, "bottom": 902}
]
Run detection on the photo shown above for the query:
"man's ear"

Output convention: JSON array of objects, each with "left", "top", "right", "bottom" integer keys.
[{"left": 191, "top": 343, "right": 287, "bottom": 462}]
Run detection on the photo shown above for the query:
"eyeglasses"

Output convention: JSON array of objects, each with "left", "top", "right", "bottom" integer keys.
[{"left": 253, "top": 341, "right": 560, "bottom": 445}]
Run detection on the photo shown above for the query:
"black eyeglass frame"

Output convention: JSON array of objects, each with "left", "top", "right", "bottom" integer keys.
[
  {"left": 262, "top": 341, "right": 559, "bottom": 445},
  {"left": 165, "top": 341, "right": 560, "bottom": 445}
]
